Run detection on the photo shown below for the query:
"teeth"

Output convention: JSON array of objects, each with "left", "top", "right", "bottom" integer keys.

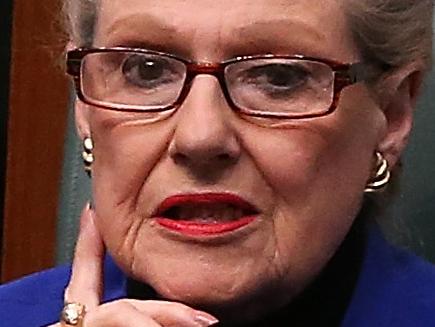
[{"left": 175, "top": 204, "right": 246, "bottom": 221}]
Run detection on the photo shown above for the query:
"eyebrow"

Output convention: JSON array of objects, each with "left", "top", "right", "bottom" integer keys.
[
  {"left": 230, "top": 19, "right": 327, "bottom": 56},
  {"left": 99, "top": 13, "right": 183, "bottom": 54},
  {"left": 237, "top": 19, "right": 324, "bottom": 42},
  {"left": 100, "top": 13, "right": 327, "bottom": 59},
  {"left": 105, "top": 13, "right": 177, "bottom": 37}
]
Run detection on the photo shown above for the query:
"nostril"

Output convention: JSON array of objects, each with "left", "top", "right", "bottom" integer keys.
[
  {"left": 217, "top": 153, "right": 234, "bottom": 162},
  {"left": 172, "top": 152, "right": 189, "bottom": 165}
]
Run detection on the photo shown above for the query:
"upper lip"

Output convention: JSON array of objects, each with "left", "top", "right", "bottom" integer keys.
[{"left": 152, "top": 192, "right": 260, "bottom": 218}]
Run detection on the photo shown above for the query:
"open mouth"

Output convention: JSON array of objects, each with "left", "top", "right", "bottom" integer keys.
[
  {"left": 161, "top": 203, "right": 257, "bottom": 221},
  {"left": 153, "top": 193, "right": 260, "bottom": 236}
]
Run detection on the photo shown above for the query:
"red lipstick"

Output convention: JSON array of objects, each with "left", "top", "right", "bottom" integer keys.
[{"left": 153, "top": 193, "right": 259, "bottom": 236}]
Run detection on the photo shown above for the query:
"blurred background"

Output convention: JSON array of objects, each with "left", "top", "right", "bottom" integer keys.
[
  {"left": 0, "top": 1, "right": 434, "bottom": 283},
  {"left": 0, "top": 0, "right": 70, "bottom": 282}
]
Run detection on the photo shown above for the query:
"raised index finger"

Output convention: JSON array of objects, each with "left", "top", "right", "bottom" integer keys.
[{"left": 64, "top": 204, "right": 104, "bottom": 310}]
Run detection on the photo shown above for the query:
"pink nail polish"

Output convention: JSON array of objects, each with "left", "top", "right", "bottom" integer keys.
[{"left": 194, "top": 312, "right": 219, "bottom": 326}]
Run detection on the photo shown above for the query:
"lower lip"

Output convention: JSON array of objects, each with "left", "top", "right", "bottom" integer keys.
[{"left": 155, "top": 216, "right": 256, "bottom": 236}]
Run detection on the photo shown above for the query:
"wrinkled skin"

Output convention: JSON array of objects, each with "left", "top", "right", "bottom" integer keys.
[{"left": 74, "top": 0, "right": 420, "bottom": 324}]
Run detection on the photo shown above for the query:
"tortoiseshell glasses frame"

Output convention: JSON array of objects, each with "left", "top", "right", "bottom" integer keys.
[{"left": 66, "top": 47, "right": 370, "bottom": 120}]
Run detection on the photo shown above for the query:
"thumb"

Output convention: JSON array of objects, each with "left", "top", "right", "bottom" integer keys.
[{"left": 64, "top": 203, "right": 104, "bottom": 310}]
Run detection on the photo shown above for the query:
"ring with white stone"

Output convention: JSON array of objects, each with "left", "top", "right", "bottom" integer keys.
[{"left": 60, "top": 302, "right": 86, "bottom": 327}]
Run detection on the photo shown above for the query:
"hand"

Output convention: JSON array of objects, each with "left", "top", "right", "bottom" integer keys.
[{"left": 49, "top": 204, "right": 219, "bottom": 327}]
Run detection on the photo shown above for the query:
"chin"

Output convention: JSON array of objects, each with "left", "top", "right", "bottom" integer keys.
[{"left": 144, "top": 268, "right": 296, "bottom": 325}]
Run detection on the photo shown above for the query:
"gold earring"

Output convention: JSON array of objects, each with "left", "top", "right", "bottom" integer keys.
[
  {"left": 364, "top": 151, "right": 390, "bottom": 193},
  {"left": 82, "top": 137, "right": 94, "bottom": 175}
]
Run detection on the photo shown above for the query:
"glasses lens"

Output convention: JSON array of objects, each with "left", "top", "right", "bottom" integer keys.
[
  {"left": 81, "top": 51, "right": 187, "bottom": 110},
  {"left": 225, "top": 58, "right": 334, "bottom": 117}
]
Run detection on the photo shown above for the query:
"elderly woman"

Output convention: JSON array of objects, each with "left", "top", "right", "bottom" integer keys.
[{"left": 1, "top": 0, "right": 435, "bottom": 326}]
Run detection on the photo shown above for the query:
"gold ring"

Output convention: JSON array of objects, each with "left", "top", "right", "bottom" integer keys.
[{"left": 60, "top": 302, "right": 86, "bottom": 327}]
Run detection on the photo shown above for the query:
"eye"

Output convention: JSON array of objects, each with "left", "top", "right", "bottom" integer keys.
[
  {"left": 121, "top": 54, "right": 179, "bottom": 89},
  {"left": 243, "top": 63, "right": 310, "bottom": 96}
]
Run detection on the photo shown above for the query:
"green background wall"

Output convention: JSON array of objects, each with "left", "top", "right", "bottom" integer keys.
[{"left": 380, "top": 62, "right": 435, "bottom": 261}]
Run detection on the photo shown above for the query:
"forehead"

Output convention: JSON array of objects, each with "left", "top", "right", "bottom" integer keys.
[{"left": 95, "top": 0, "right": 358, "bottom": 61}]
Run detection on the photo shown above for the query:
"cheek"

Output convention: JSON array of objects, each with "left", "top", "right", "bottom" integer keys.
[
  {"left": 89, "top": 112, "right": 175, "bottom": 259},
  {"left": 261, "top": 87, "right": 382, "bottom": 199},
  {"left": 244, "top": 118, "right": 372, "bottom": 208},
  {"left": 242, "top": 88, "right": 382, "bottom": 278}
]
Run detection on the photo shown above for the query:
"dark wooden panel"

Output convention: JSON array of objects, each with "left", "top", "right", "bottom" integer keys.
[
  {"left": 2, "top": 0, "right": 69, "bottom": 282},
  {"left": 0, "top": 0, "right": 14, "bottom": 276}
]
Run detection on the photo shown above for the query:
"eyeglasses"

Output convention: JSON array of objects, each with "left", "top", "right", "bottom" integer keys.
[{"left": 66, "top": 47, "right": 370, "bottom": 120}]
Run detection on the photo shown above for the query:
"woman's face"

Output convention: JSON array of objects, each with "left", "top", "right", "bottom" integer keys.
[{"left": 80, "top": 0, "right": 387, "bottom": 319}]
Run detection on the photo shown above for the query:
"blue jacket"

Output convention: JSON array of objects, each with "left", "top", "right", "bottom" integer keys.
[{"left": 0, "top": 227, "right": 434, "bottom": 326}]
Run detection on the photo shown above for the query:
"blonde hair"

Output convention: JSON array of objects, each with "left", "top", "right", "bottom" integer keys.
[
  {"left": 346, "top": 0, "right": 433, "bottom": 69},
  {"left": 63, "top": 0, "right": 97, "bottom": 47},
  {"left": 63, "top": 0, "right": 434, "bottom": 69}
]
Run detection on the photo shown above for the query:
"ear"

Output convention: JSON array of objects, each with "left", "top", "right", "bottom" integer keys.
[
  {"left": 377, "top": 64, "right": 425, "bottom": 169},
  {"left": 75, "top": 99, "right": 92, "bottom": 140}
]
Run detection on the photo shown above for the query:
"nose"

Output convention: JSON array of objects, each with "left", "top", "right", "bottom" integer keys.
[{"left": 168, "top": 75, "right": 241, "bottom": 179}]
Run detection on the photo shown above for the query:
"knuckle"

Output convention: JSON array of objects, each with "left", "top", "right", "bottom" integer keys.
[
  {"left": 99, "top": 299, "right": 133, "bottom": 313},
  {"left": 112, "top": 298, "right": 136, "bottom": 310}
]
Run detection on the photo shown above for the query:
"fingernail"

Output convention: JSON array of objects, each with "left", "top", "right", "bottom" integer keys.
[
  {"left": 80, "top": 203, "right": 95, "bottom": 229},
  {"left": 194, "top": 312, "right": 219, "bottom": 326},
  {"left": 85, "top": 201, "right": 93, "bottom": 212}
]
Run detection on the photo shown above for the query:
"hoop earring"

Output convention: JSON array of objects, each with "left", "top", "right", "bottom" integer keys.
[
  {"left": 82, "top": 137, "right": 94, "bottom": 176},
  {"left": 364, "top": 151, "right": 390, "bottom": 193}
]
